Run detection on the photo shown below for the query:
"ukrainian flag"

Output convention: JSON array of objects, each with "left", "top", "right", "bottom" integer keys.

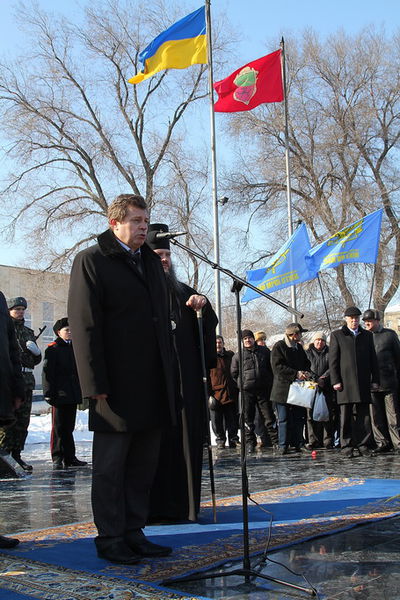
[{"left": 129, "top": 6, "right": 207, "bottom": 84}]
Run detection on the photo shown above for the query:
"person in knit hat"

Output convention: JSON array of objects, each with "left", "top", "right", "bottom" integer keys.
[
  {"left": 305, "top": 331, "right": 337, "bottom": 450},
  {"left": 231, "top": 329, "right": 278, "bottom": 453}
]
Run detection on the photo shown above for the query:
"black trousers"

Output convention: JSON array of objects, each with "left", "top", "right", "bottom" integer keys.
[
  {"left": 50, "top": 404, "right": 77, "bottom": 462},
  {"left": 210, "top": 402, "right": 238, "bottom": 444},
  {"left": 340, "top": 403, "right": 373, "bottom": 449},
  {"left": 243, "top": 391, "right": 278, "bottom": 446},
  {"left": 92, "top": 427, "right": 162, "bottom": 540}
]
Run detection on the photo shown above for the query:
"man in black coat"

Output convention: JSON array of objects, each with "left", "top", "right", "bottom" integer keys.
[
  {"left": 68, "top": 195, "right": 175, "bottom": 564},
  {"left": 42, "top": 317, "right": 87, "bottom": 469},
  {"left": 231, "top": 329, "right": 278, "bottom": 453},
  {"left": 146, "top": 224, "right": 217, "bottom": 523},
  {"left": 329, "top": 306, "right": 379, "bottom": 458},
  {"left": 362, "top": 309, "right": 400, "bottom": 454},
  {"left": 0, "top": 290, "right": 24, "bottom": 548}
]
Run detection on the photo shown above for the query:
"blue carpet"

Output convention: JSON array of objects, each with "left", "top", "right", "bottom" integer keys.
[{"left": 1, "top": 477, "right": 400, "bottom": 599}]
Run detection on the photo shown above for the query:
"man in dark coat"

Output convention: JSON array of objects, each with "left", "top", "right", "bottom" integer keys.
[
  {"left": 42, "top": 317, "right": 87, "bottom": 469},
  {"left": 231, "top": 329, "right": 278, "bottom": 453},
  {"left": 329, "top": 306, "right": 379, "bottom": 458},
  {"left": 68, "top": 195, "right": 175, "bottom": 564},
  {"left": 209, "top": 335, "right": 239, "bottom": 449},
  {"left": 0, "top": 290, "right": 24, "bottom": 548},
  {"left": 0, "top": 296, "right": 41, "bottom": 471},
  {"left": 362, "top": 309, "right": 400, "bottom": 454},
  {"left": 146, "top": 224, "right": 217, "bottom": 523},
  {"left": 270, "top": 323, "right": 311, "bottom": 454}
]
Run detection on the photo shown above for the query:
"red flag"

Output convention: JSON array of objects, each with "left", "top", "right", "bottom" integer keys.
[{"left": 213, "top": 49, "right": 284, "bottom": 112}]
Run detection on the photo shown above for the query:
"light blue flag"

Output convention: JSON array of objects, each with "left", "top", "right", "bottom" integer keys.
[
  {"left": 307, "top": 209, "right": 383, "bottom": 273},
  {"left": 242, "top": 224, "right": 317, "bottom": 303}
]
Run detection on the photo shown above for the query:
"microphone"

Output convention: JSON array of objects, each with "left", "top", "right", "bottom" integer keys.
[{"left": 154, "top": 231, "right": 187, "bottom": 240}]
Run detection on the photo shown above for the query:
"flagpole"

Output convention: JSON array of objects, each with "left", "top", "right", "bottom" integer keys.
[
  {"left": 317, "top": 274, "right": 332, "bottom": 332},
  {"left": 280, "top": 38, "right": 297, "bottom": 316},
  {"left": 368, "top": 263, "right": 377, "bottom": 308},
  {"left": 205, "top": 0, "right": 222, "bottom": 334}
]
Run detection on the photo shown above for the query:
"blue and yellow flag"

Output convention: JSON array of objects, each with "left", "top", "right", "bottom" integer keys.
[
  {"left": 129, "top": 6, "right": 207, "bottom": 84},
  {"left": 242, "top": 224, "right": 317, "bottom": 303},
  {"left": 307, "top": 209, "right": 383, "bottom": 272}
]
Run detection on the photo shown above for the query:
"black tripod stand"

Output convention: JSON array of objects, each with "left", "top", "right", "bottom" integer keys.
[{"left": 162, "top": 238, "right": 316, "bottom": 597}]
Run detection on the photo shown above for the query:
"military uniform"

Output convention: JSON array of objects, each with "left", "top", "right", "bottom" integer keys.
[{"left": 0, "top": 298, "right": 42, "bottom": 463}]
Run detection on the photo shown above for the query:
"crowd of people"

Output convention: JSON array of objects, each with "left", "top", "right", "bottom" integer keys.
[
  {"left": 209, "top": 307, "right": 400, "bottom": 462},
  {"left": 1, "top": 193, "right": 399, "bottom": 564}
]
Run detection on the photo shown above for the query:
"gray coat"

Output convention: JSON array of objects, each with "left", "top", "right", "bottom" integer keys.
[
  {"left": 369, "top": 325, "right": 400, "bottom": 392},
  {"left": 329, "top": 325, "right": 379, "bottom": 405}
]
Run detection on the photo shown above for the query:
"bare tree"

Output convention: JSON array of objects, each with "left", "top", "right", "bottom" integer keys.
[
  {"left": 152, "top": 140, "right": 214, "bottom": 291},
  {"left": 223, "top": 28, "right": 400, "bottom": 315},
  {"left": 0, "top": 0, "right": 218, "bottom": 270}
]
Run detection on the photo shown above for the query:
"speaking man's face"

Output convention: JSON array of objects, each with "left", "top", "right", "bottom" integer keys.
[{"left": 110, "top": 207, "right": 149, "bottom": 250}]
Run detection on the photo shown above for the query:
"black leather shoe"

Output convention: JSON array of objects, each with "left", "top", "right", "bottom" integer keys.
[
  {"left": 0, "top": 534, "right": 19, "bottom": 549},
  {"left": 64, "top": 457, "right": 88, "bottom": 467},
  {"left": 11, "top": 451, "right": 33, "bottom": 471},
  {"left": 95, "top": 539, "right": 141, "bottom": 564},
  {"left": 53, "top": 459, "right": 64, "bottom": 470},
  {"left": 125, "top": 531, "right": 172, "bottom": 557}
]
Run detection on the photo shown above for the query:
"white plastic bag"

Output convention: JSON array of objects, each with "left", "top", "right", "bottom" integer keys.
[
  {"left": 286, "top": 380, "right": 317, "bottom": 409},
  {"left": 312, "top": 390, "right": 330, "bottom": 421}
]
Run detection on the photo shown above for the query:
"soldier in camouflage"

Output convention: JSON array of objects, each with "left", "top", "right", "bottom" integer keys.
[{"left": 0, "top": 297, "right": 42, "bottom": 470}]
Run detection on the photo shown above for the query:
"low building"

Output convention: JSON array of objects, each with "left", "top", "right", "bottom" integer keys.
[
  {"left": 383, "top": 304, "right": 400, "bottom": 333},
  {"left": 0, "top": 264, "right": 69, "bottom": 386}
]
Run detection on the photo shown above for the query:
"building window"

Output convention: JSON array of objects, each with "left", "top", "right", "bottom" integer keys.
[{"left": 42, "top": 302, "right": 54, "bottom": 343}]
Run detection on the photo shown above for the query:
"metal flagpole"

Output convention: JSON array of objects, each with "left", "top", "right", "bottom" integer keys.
[
  {"left": 317, "top": 273, "right": 332, "bottom": 332},
  {"left": 368, "top": 263, "right": 377, "bottom": 308},
  {"left": 280, "top": 37, "right": 297, "bottom": 316},
  {"left": 205, "top": 0, "right": 222, "bottom": 334}
]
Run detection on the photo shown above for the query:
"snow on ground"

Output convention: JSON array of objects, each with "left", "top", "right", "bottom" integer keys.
[
  {"left": 26, "top": 410, "right": 219, "bottom": 446},
  {"left": 26, "top": 410, "right": 93, "bottom": 445}
]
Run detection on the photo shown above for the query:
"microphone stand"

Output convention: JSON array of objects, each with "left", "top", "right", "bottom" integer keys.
[{"left": 162, "top": 238, "right": 316, "bottom": 596}]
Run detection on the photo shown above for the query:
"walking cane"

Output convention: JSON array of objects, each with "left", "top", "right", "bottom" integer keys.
[{"left": 196, "top": 308, "right": 217, "bottom": 523}]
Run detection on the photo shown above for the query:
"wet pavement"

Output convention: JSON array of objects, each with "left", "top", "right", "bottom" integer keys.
[{"left": 1, "top": 442, "right": 400, "bottom": 599}]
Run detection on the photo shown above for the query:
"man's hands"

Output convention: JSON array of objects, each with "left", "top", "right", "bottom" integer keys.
[
  {"left": 186, "top": 294, "right": 207, "bottom": 311},
  {"left": 333, "top": 383, "right": 343, "bottom": 391}
]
